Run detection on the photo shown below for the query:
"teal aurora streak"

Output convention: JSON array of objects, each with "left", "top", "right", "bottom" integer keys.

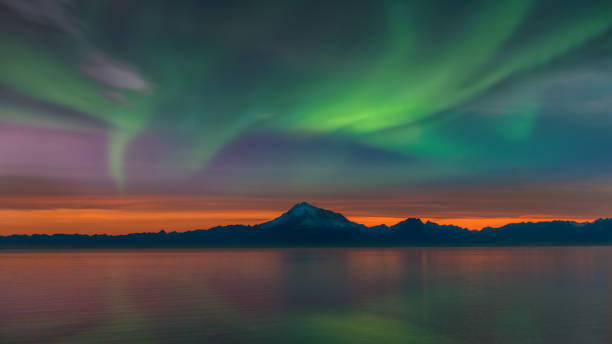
[{"left": 1, "top": 0, "right": 612, "bottom": 195}]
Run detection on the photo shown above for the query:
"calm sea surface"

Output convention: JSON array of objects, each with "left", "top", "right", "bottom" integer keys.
[{"left": 1, "top": 247, "right": 611, "bottom": 343}]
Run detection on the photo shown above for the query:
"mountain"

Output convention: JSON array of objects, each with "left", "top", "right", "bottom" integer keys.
[
  {"left": 256, "top": 202, "right": 366, "bottom": 241},
  {"left": 386, "top": 218, "right": 472, "bottom": 241},
  {"left": 1, "top": 202, "right": 612, "bottom": 247},
  {"left": 259, "top": 202, "right": 362, "bottom": 229},
  {"left": 479, "top": 219, "right": 612, "bottom": 243}
]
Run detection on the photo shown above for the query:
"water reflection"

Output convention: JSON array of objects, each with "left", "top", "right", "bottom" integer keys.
[{"left": 1, "top": 247, "right": 611, "bottom": 343}]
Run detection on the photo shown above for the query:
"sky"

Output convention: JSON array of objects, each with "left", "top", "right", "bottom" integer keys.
[{"left": 1, "top": 0, "right": 612, "bottom": 234}]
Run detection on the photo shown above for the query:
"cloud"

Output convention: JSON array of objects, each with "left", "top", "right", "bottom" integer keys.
[
  {"left": 0, "top": 0, "right": 81, "bottom": 38},
  {"left": 1, "top": 0, "right": 150, "bottom": 93},
  {"left": 79, "top": 50, "right": 150, "bottom": 92}
]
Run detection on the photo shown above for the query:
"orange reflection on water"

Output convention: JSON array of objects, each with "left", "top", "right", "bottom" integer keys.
[{"left": 1, "top": 248, "right": 612, "bottom": 343}]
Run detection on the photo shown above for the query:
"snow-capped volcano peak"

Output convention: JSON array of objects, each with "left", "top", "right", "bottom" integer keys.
[
  {"left": 286, "top": 202, "right": 320, "bottom": 216},
  {"left": 257, "top": 202, "right": 364, "bottom": 230}
]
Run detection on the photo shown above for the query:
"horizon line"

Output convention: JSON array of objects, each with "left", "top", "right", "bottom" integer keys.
[{"left": 1, "top": 201, "right": 607, "bottom": 237}]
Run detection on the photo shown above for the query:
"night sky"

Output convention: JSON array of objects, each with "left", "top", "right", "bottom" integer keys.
[{"left": 1, "top": 0, "right": 612, "bottom": 234}]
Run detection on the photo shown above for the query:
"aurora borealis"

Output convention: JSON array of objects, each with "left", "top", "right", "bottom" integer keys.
[{"left": 1, "top": 0, "right": 612, "bottom": 234}]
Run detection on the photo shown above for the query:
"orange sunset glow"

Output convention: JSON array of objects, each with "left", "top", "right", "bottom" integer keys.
[{"left": 0, "top": 206, "right": 596, "bottom": 235}]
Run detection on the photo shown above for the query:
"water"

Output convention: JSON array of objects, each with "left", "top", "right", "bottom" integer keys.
[{"left": 1, "top": 247, "right": 611, "bottom": 343}]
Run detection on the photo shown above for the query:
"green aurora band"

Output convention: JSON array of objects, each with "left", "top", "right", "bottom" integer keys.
[{"left": 1, "top": 0, "right": 611, "bottom": 188}]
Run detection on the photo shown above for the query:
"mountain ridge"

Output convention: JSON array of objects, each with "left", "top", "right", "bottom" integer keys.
[
  {"left": 2, "top": 202, "right": 612, "bottom": 247},
  {"left": 257, "top": 202, "right": 365, "bottom": 231}
]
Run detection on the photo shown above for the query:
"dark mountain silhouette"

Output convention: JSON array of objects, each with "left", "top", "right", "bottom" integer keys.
[
  {"left": 259, "top": 202, "right": 364, "bottom": 230},
  {"left": 2, "top": 202, "right": 612, "bottom": 247},
  {"left": 478, "top": 219, "right": 612, "bottom": 243},
  {"left": 256, "top": 202, "right": 365, "bottom": 241}
]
